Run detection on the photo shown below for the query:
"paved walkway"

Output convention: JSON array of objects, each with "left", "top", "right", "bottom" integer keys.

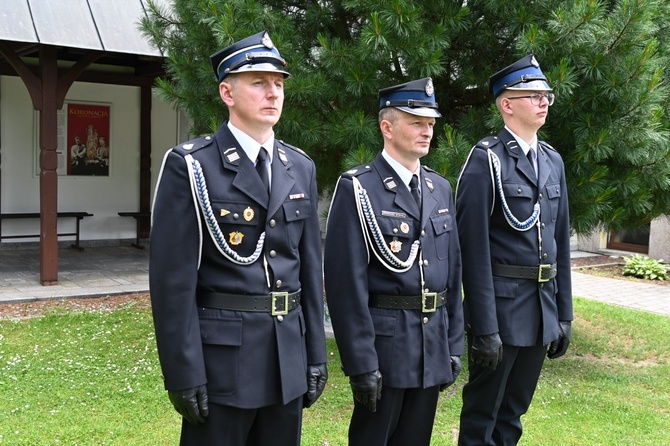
[
  {"left": 0, "top": 245, "right": 667, "bottom": 317},
  {"left": 0, "top": 244, "right": 149, "bottom": 303}
]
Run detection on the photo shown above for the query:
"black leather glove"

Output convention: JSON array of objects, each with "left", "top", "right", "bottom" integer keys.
[
  {"left": 168, "top": 385, "right": 209, "bottom": 425},
  {"left": 439, "top": 356, "right": 462, "bottom": 391},
  {"left": 350, "top": 370, "right": 382, "bottom": 412},
  {"left": 450, "top": 355, "right": 462, "bottom": 382},
  {"left": 304, "top": 363, "right": 328, "bottom": 408},
  {"left": 547, "top": 321, "right": 572, "bottom": 359},
  {"left": 471, "top": 333, "right": 503, "bottom": 370}
]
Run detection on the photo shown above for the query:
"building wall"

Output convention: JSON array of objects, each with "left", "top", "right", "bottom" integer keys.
[
  {"left": 0, "top": 76, "right": 182, "bottom": 243},
  {"left": 576, "top": 219, "right": 670, "bottom": 262},
  {"left": 648, "top": 216, "right": 670, "bottom": 261}
]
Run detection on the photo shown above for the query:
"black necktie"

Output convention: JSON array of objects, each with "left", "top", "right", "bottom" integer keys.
[
  {"left": 410, "top": 174, "right": 421, "bottom": 208},
  {"left": 527, "top": 149, "right": 536, "bottom": 177},
  {"left": 256, "top": 147, "right": 270, "bottom": 194}
]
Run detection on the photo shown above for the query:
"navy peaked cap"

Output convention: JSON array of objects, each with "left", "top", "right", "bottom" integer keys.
[
  {"left": 489, "top": 54, "right": 552, "bottom": 98},
  {"left": 378, "top": 78, "right": 441, "bottom": 118},
  {"left": 210, "top": 30, "right": 290, "bottom": 83}
]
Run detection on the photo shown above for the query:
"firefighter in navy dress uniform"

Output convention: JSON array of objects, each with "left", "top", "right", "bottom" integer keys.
[
  {"left": 149, "top": 30, "right": 327, "bottom": 446},
  {"left": 456, "top": 55, "right": 573, "bottom": 445},
  {"left": 324, "top": 78, "right": 464, "bottom": 446}
]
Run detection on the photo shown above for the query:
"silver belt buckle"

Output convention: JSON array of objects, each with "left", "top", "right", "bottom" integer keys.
[
  {"left": 271, "top": 292, "right": 289, "bottom": 316},
  {"left": 422, "top": 292, "right": 437, "bottom": 313},
  {"left": 538, "top": 264, "right": 552, "bottom": 283}
]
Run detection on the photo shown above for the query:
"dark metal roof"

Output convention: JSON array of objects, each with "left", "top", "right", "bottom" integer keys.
[{"left": 1, "top": 0, "right": 164, "bottom": 57}]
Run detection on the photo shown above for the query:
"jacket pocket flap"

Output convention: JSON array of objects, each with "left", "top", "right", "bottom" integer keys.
[
  {"left": 430, "top": 213, "right": 453, "bottom": 235},
  {"left": 283, "top": 200, "right": 311, "bottom": 222},
  {"left": 546, "top": 183, "right": 561, "bottom": 199},
  {"left": 493, "top": 279, "right": 518, "bottom": 299},
  {"left": 370, "top": 311, "right": 396, "bottom": 337},
  {"left": 502, "top": 183, "right": 533, "bottom": 199},
  {"left": 200, "top": 317, "right": 243, "bottom": 346},
  {"left": 376, "top": 216, "right": 414, "bottom": 238}
]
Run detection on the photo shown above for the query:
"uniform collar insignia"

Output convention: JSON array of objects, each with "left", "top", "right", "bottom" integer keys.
[
  {"left": 383, "top": 177, "right": 397, "bottom": 191},
  {"left": 505, "top": 140, "right": 519, "bottom": 152},
  {"left": 278, "top": 147, "right": 289, "bottom": 165},
  {"left": 224, "top": 147, "right": 241, "bottom": 164},
  {"left": 425, "top": 177, "right": 434, "bottom": 191}
]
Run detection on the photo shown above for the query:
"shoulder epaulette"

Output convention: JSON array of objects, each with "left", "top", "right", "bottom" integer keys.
[
  {"left": 539, "top": 141, "right": 556, "bottom": 152},
  {"left": 173, "top": 135, "right": 214, "bottom": 154},
  {"left": 341, "top": 164, "right": 373, "bottom": 178},
  {"left": 475, "top": 135, "right": 501, "bottom": 150},
  {"left": 421, "top": 165, "right": 446, "bottom": 180},
  {"left": 277, "top": 139, "right": 309, "bottom": 159}
]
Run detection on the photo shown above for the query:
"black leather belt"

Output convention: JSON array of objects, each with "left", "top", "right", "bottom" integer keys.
[
  {"left": 369, "top": 289, "right": 447, "bottom": 313},
  {"left": 197, "top": 290, "right": 301, "bottom": 316},
  {"left": 492, "top": 263, "right": 557, "bottom": 283}
]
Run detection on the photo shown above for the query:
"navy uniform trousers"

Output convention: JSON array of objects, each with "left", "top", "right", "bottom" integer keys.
[{"left": 455, "top": 128, "right": 573, "bottom": 445}]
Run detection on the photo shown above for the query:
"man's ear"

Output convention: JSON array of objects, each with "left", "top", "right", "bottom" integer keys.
[
  {"left": 219, "top": 82, "right": 234, "bottom": 107},
  {"left": 380, "top": 119, "right": 393, "bottom": 140},
  {"left": 499, "top": 97, "right": 514, "bottom": 115}
]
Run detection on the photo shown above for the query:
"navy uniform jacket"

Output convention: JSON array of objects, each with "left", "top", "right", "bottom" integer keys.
[
  {"left": 149, "top": 123, "right": 326, "bottom": 409},
  {"left": 455, "top": 128, "right": 573, "bottom": 346},
  {"left": 324, "top": 153, "right": 464, "bottom": 389}
]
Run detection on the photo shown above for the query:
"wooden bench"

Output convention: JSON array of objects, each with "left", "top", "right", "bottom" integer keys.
[
  {"left": 118, "top": 211, "right": 151, "bottom": 249},
  {"left": 0, "top": 212, "right": 94, "bottom": 250}
]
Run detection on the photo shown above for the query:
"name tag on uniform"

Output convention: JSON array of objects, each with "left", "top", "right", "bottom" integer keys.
[{"left": 381, "top": 210, "right": 407, "bottom": 218}]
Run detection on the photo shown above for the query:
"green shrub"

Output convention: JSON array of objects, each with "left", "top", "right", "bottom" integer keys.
[{"left": 622, "top": 254, "right": 668, "bottom": 280}]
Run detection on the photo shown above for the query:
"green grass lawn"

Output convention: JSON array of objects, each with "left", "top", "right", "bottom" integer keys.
[{"left": 1, "top": 297, "right": 668, "bottom": 445}]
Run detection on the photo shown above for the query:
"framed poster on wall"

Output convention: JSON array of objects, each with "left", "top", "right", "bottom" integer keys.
[{"left": 65, "top": 102, "right": 111, "bottom": 176}]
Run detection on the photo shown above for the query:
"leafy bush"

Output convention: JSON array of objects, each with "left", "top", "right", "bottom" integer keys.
[{"left": 622, "top": 254, "right": 668, "bottom": 280}]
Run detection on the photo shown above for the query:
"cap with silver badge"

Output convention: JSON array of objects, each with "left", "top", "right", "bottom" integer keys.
[
  {"left": 378, "top": 78, "right": 442, "bottom": 118},
  {"left": 210, "top": 30, "right": 290, "bottom": 82},
  {"left": 489, "top": 54, "right": 552, "bottom": 98}
]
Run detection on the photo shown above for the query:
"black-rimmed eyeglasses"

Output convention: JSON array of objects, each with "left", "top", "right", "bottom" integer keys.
[{"left": 506, "top": 92, "right": 555, "bottom": 106}]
